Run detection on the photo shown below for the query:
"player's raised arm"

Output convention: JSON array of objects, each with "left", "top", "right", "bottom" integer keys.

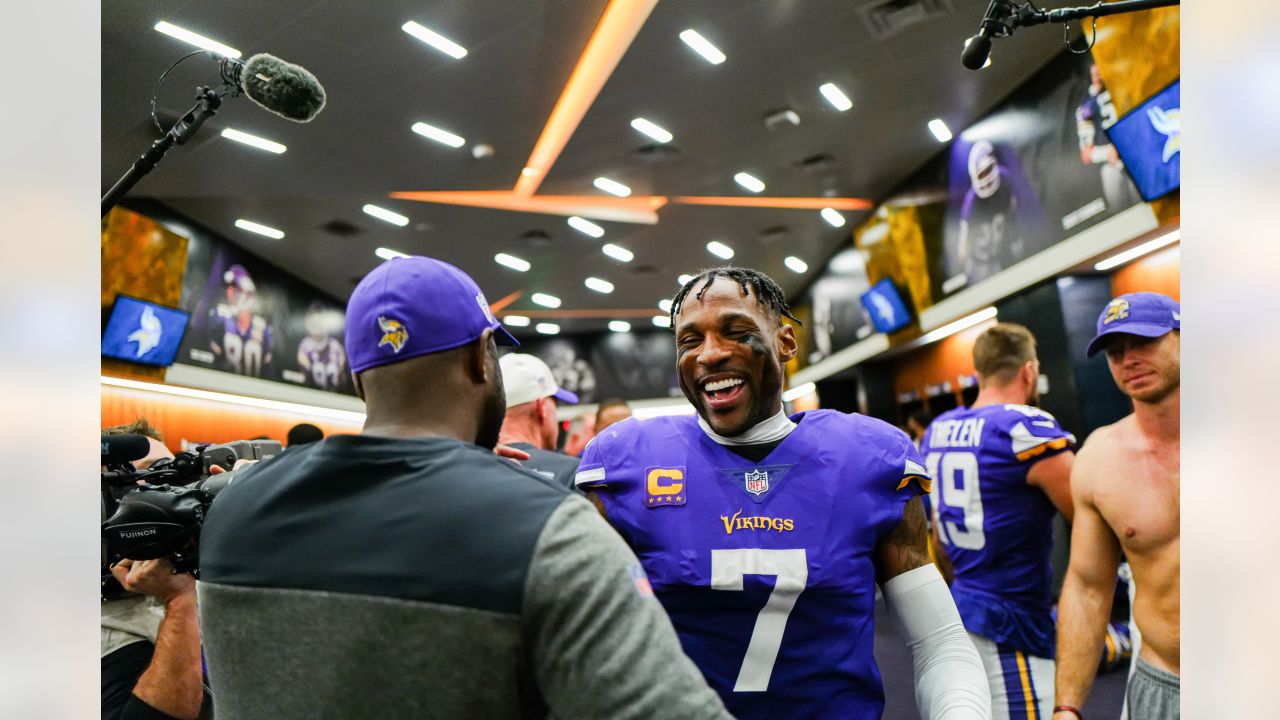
[
  {"left": 875, "top": 454, "right": 990, "bottom": 719},
  {"left": 1052, "top": 436, "right": 1124, "bottom": 718}
]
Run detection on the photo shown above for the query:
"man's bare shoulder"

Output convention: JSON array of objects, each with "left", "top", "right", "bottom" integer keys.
[{"left": 1073, "top": 416, "right": 1137, "bottom": 488}]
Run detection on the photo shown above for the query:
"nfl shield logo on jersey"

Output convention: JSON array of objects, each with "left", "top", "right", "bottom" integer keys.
[{"left": 744, "top": 469, "right": 769, "bottom": 496}]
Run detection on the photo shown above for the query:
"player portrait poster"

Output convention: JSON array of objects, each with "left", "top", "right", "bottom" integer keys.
[
  {"left": 801, "top": 246, "right": 874, "bottom": 365},
  {"left": 176, "top": 218, "right": 354, "bottom": 396},
  {"left": 511, "top": 330, "right": 679, "bottom": 403}
]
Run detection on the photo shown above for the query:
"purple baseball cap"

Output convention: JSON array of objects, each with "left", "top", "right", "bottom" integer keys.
[
  {"left": 345, "top": 255, "right": 519, "bottom": 374},
  {"left": 1085, "top": 292, "right": 1180, "bottom": 358}
]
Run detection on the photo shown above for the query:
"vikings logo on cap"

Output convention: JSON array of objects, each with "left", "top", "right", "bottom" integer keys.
[
  {"left": 377, "top": 316, "right": 409, "bottom": 353},
  {"left": 1102, "top": 299, "right": 1130, "bottom": 325}
]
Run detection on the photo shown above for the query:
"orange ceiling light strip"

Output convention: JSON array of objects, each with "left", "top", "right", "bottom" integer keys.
[
  {"left": 671, "top": 196, "right": 873, "bottom": 211},
  {"left": 390, "top": 190, "right": 665, "bottom": 224},
  {"left": 489, "top": 289, "right": 524, "bottom": 314},
  {"left": 512, "top": 0, "right": 659, "bottom": 196}
]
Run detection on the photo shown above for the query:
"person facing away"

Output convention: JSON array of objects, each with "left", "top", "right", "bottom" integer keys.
[
  {"left": 593, "top": 397, "right": 633, "bottom": 435},
  {"left": 496, "top": 352, "right": 581, "bottom": 489},
  {"left": 922, "top": 322, "right": 1076, "bottom": 720},
  {"left": 196, "top": 255, "right": 730, "bottom": 720},
  {"left": 576, "top": 267, "right": 990, "bottom": 719},
  {"left": 1053, "top": 292, "right": 1181, "bottom": 720}
]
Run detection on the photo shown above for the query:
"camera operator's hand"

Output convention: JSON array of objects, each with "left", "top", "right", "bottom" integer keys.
[{"left": 109, "top": 558, "right": 194, "bottom": 605}]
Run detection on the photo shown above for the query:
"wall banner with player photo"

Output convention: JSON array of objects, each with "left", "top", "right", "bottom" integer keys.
[
  {"left": 799, "top": 246, "right": 876, "bottom": 366},
  {"left": 174, "top": 213, "right": 355, "bottom": 396},
  {"left": 508, "top": 330, "right": 679, "bottom": 404}
]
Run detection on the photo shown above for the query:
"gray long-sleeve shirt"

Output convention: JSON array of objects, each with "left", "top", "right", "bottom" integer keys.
[{"left": 197, "top": 434, "right": 728, "bottom": 719}]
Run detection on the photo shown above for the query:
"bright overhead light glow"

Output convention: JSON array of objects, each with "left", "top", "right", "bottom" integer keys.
[
  {"left": 375, "top": 247, "right": 409, "bottom": 261},
  {"left": 784, "top": 256, "right": 809, "bottom": 273},
  {"left": 678, "top": 274, "right": 695, "bottom": 285},
  {"left": 679, "top": 29, "right": 726, "bottom": 64},
  {"left": 633, "top": 401, "right": 696, "bottom": 418},
  {"left": 234, "top": 219, "right": 284, "bottom": 239},
  {"left": 706, "top": 240, "right": 734, "bottom": 259},
  {"left": 362, "top": 204, "right": 409, "bottom": 227},
  {"left": 593, "top": 176, "right": 632, "bottom": 197},
  {"left": 220, "top": 128, "right": 285, "bottom": 154},
  {"left": 102, "top": 375, "right": 364, "bottom": 423},
  {"left": 494, "top": 253, "right": 531, "bottom": 272},
  {"left": 1094, "top": 229, "right": 1181, "bottom": 271},
  {"left": 782, "top": 382, "right": 817, "bottom": 403},
  {"left": 503, "top": 314, "right": 531, "bottom": 327},
  {"left": 602, "top": 243, "right": 634, "bottom": 262},
  {"left": 584, "top": 277, "right": 615, "bottom": 294},
  {"left": 412, "top": 121, "right": 466, "bottom": 148},
  {"left": 401, "top": 21, "right": 468, "bottom": 59},
  {"left": 734, "top": 172, "right": 765, "bottom": 193},
  {"left": 630, "top": 117, "right": 673, "bottom": 143},
  {"left": 652, "top": 315, "right": 672, "bottom": 328},
  {"left": 928, "top": 118, "right": 953, "bottom": 143},
  {"left": 821, "top": 207, "right": 846, "bottom": 227},
  {"left": 568, "top": 216, "right": 605, "bottom": 238},
  {"left": 153, "top": 21, "right": 241, "bottom": 58},
  {"left": 531, "top": 293, "right": 561, "bottom": 308},
  {"left": 608, "top": 320, "right": 632, "bottom": 333},
  {"left": 535, "top": 322, "right": 561, "bottom": 335},
  {"left": 818, "top": 82, "right": 853, "bottom": 111},
  {"left": 658, "top": 299, "right": 673, "bottom": 313},
  {"left": 920, "top": 307, "right": 997, "bottom": 345}
]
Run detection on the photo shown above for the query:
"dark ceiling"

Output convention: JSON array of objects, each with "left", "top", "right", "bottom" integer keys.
[{"left": 102, "top": 0, "right": 1063, "bottom": 335}]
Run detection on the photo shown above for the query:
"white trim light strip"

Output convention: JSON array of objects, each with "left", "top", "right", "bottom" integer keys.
[
  {"left": 234, "top": 219, "right": 284, "bottom": 239},
  {"left": 102, "top": 375, "right": 365, "bottom": 423},
  {"left": 1094, "top": 229, "right": 1181, "bottom": 271}
]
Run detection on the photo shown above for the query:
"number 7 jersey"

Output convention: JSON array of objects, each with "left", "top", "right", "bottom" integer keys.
[{"left": 577, "top": 410, "right": 930, "bottom": 719}]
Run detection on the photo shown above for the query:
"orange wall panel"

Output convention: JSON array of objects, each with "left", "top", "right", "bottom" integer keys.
[
  {"left": 891, "top": 320, "right": 994, "bottom": 396},
  {"left": 1110, "top": 244, "right": 1180, "bottom": 300}
]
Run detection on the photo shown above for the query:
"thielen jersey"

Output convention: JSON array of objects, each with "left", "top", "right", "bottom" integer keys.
[
  {"left": 577, "top": 410, "right": 930, "bottom": 719},
  {"left": 922, "top": 403, "right": 1075, "bottom": 659}
]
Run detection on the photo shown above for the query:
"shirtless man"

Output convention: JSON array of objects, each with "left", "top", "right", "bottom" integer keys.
[{"left": 1052, "top": 292, "right": 1180, "bottom": 720}]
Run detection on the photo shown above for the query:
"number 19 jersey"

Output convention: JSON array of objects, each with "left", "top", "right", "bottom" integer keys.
[
  {"left": 577, "top": 410, "right": 929, "bottom": 719},
  {"left": 922, "top": 404, "right": 1075, "bottom": 659}
]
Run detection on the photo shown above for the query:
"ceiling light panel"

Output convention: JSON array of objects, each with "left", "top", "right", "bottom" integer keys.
[
  {"left": 706, "top": 241, "right": 734, "bottom": 259},
  {"left": 679, "top": 29, "right": 726, "bottom": 64},
  {"left": 733, "top": 172, "right": 765, "bottom": 193},
  {"left": 531, "top": 293, "right": 561, "bottom": 308},
  {"left": 503, "top": 314, "right": 531, "bottom": 327},
  {"left": 821, "top": 207, "right": 846, "bottom": 227},
  {"left": 630, "top": 117, "right": 673, "bottom": 143},
  {"left": 818, "top": 82, "right": 853, "bottom": 111},
  {"left": 363, "top": 204, "right": 409, "bottom": 227},
  {"left": 412, "top": 121, "right": 466, "bottom": 148},
  {"left": 375, "top": 247, "right": 409, "bottom": 260},
  {"left": 535, "top": 323, "right": 561, "bottom": 335},
  {"left": 220, "top": 128, "right": 285, "bottom": 154},
  {"left": 153, "top": 21, "right": 241, "bottom": 58},
  {"left": 608, "top": 321, "right": 632, "bottom": 333},
  {"left": 568, "top": 216, "right": 604, "bottom": 237},
  {"left": 678, "top": 274, "right": 694, "bottom": 285},
  {"left": 928, "top": 118, "right": 953, "bottom": 143},
  {"left": 584, "top": 277, "right": 615, "bottom": 294},
  {"left": 401, "top": 21, "right": 467, "bottom": 59},
  {"left": 652, "top": 315, "right": 672, "bottom": 328},
  {"left": 593, "top": 177, "right": 632, "bottom": 197},
  {"left": 784, "top": 256, "right": 809, "bottom": 273},
  {"left": 234, "top": 219, "right": 284, "bottom": 239},
  {"left": 658, "top": 299, "right": 673, "bottom": 313},
  {"left": 602, "top": 243, "right": 634, "bottom": 262},
  {"left": 494, "top": 253, "right": 531, "bottom": 272}
]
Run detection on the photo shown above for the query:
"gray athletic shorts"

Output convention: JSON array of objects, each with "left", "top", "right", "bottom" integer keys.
[{"left": 1126, "top": 656, "right": 1180, "bottom": 720}]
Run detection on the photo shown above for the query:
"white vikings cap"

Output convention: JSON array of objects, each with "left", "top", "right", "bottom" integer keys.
[{"left": 499, "top": 353, "right": 579, "bottom": 407}]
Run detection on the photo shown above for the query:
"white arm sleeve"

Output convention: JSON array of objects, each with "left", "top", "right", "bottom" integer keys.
[{"left": 882, "top": 564, "right": 991, "bottom": 720}]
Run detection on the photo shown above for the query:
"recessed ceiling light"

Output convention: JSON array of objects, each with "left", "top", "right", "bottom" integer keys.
[
  {"left": 363, "top": 204, "right": 409, "bottom": 227},
  {"left": 630, "top": 118, "right": 673, "bottom": 143},
  {"left": 818, "top": 82, "right": 853, "bottom": 111},
  {"left": 593, "top": 176, "right": 632, "bottom": 197},
  {"left": 220, "top": 128, "right": 285, "bottom": 154},
  {"left": 608, "top": 320, "right": 631, "bottom": 333},
  {"left": 568, "top": 216, "right": 604, "bottom": 238},
  {"left": 928, "top": 118, "right": 953, "bottom": 143},
  {"left": 602, "top": 243, "right": 634, "bottom": 262},
  {"left": 678, "top": 274, "right": 694, "bottom": 285},
  {"left": 494, "top": 253, "right": 531, "bottom": 272},
  {"left": 679, "top": 29, "right": 726, "bottom": 64},
  {"left": 584, "top": 277, "right": 615, "bottom": 294},
  {"left": 153, "top": 21, "right": 241, "bottom": 58},
  {"left": 535, "top": 322, "right": 561, "bottom": 335},
  {"left": 820, "top": 207, "right": 846, "bottom": 227},
  {"left": 531, "top": 293, "right": 561, "bottom": 308},
  {"left": 234, "top": 219, "right": 284, "bottom": 239},
  {"left": 375, "top": 247, "right": 409, "bottom": 261},
  {"left": 652, "top": 315, "right": 672, "bottom": 328},
  {"left": 784, "top": 256, "right": 809, "bottom": 273},
  {"left": 412, "top": 121, "right": 466, "bottom": 148},
  {"left": 706, "top": 241, "right": 734, "bottom": 259},
  {"left": 503, "top": 314, "right": 531, "bottom": 327},
  {"left": 401, "top": 21, "right": 467, "bottom": 59},
  {"left": 734, "top": 172, "right": 765, "bottom": 193},
  {"left": 658, "top": 299, "right": 673, "bottom": 313}
]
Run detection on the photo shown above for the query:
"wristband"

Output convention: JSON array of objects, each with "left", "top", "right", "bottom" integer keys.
[{"left": 1053, "top": 706, "right": 1083, "bottom": 719}]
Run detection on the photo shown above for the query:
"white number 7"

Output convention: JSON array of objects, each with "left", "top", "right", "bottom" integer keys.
[{"left": 710, "top": 548, "right": 808, "bottom": 692}]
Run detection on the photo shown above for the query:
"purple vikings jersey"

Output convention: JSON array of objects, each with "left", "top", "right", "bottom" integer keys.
[
  {"left": 922, "top": 404, "right": 1075, "bottom": 659},
  {"left": 577, "top": 410, "right": 930, "bottom": 719}
]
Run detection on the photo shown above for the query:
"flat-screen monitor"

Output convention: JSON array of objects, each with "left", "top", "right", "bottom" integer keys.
[
  {"left": 860, "top": 278, "right": 912, "bottom": 334},
  {"left": 1108, "top": 78, "right": 1180, "bottom": 202},
  {"left": 102, "top": 295, "right": 190, "bottom": 367}
]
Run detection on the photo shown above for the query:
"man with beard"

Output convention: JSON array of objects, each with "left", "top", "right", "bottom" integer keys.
[
  {"left": 1053, "top": 293, "right": 1180, "bottom": 720},
  {"left": 577, "top": 268, "right": 990, "bottom": 719},
  {"left": 197, "top": 256, "right": 730, "bottom": 719}
]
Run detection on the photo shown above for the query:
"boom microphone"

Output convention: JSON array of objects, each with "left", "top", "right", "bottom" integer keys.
[
  {"left": 961, "top": 0, "right": 1012, "bottom": 70},
  {"left": 223, "top": 53, "right": 327, "bottom": 122},
  {"left": 102, "top": 434, "right": 152, "bottom": 465}
]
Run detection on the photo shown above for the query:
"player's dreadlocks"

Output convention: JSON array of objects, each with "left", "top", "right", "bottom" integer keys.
[{"left": 669, "top": 267, "right": 802, "bottom": 328}]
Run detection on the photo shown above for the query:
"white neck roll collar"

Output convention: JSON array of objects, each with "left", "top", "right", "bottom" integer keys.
[{"left": 697, "top": 408, "right": 797, "bottom": 446}]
